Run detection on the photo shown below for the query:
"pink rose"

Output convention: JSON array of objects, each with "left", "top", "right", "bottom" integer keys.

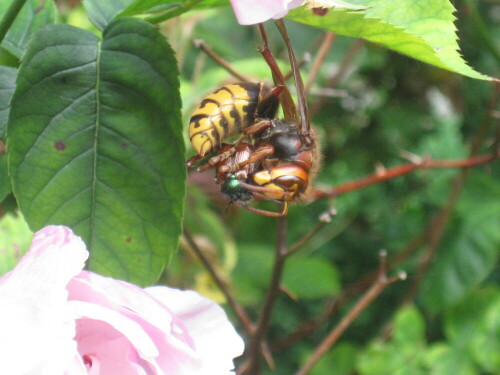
[
  {"left": 230, "top": 0, "right": 305, "bottom": 25},
  {"left": 0, "top": 226, "right": 244, "bottom": 374}
]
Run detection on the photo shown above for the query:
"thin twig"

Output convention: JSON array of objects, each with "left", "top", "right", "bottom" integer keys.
[
  {"left": 0, "top": 0, "right": 28, "bottom": 44},
  {"left": 305, "top": 32, "right": 336, "bottom": 96},
  {"left": 272, "top": 230, "right": 426, "bottom": 352},
  {"left": 276, "top": 91, "right": 500, "bottom": 349},
  {"left": 312, "top": 152, "right": 499, "bottom": 199},
  {"left": 243, "top": 216, "right": 288, "bottom": 375},
  {"left": 193, "top": 39, "right": 253, "bottom": 82},
  {"left": 283, "top": 53, "right": 311, "bottom": 81},
  {"left": 296, "top": 251, "right": 407, "bottom": 375},
  {"left": 183, "top": 229, "right": 254, "bottom": 334},
  {"left": 404, "top": 82, "right": 500, "bottom": 302},
  {"left": 287, "top": 208, "right": 336, "bottom": 256},
  {"left": 310, "top": 38, "right": 364, "bottom": 117}
]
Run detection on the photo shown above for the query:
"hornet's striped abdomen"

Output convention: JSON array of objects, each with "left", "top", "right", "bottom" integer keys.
[{"left": 189, "top": 83, "right": 267, "bottom": 157}]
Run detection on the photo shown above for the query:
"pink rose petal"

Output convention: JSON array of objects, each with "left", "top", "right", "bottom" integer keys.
[
  {"left": 0, "top": 225, "right": 244, "bottom": 374},
  {"left": 0, "top": 226, "right": 88, "bottom": 374},
  {"left": 146, "top": 287, "right": 245, "bottom": 374},
  {"left": 230, "top": 0, "right": 304, "bottom": 25}
]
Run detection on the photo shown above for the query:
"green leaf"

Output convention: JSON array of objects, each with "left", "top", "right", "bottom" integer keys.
[
  {"left": 121, "top": 0, "right": 217, "bottom": 23},
  {"left": 119, "top": 0, "right": 182, "bottom": 17},
  {"left": 0, "top": 212, "right": 32, "bottom": 276},
  {"left": 445, "top": 288, "right": 500, "bottom": 372},
  {"left": 195, "top": 0, "right": 228, "bottom": 7},
  {"left": 445, "top": 286, "right": 496, "bottom": 344},
  {"left": 283, "top": 256, "right": 340, "bottom": 299},
  {"left": 233, "top": 246, "right": 274, "bottom": 305},
  {"left": 0, "top": 0, "right": 56, "bottom": 58},
  {"left": 358, "top": 306, "right": 428, "bottom": 375},
  {"left": 0, "top": 66, "right": 16, "bottom": 139},
  {"left": 393, "top": 305, "right": 426, "bottom": 345},
  {"left": 83, "top": 0, "right": 207, "bottom": 28},
  {"left": 83, "top": 0, "right": 135, "bottom": 30},
  {"left": 425, "top": 344, "right": 477, "bottom": 375},
  {"left": 471, "top": 295, "right": 500, "bottom": 372},
  {"left": 309, "top": 342, "right": 359, "bottom": 375},
  {"left": 420, "top": 201, "right": 500, "bottom": 313},
  {"left": 289, "top": 0, "right": 490, "bottom": 80},
  {"left": 8, "top": 18, "right": 185, "bottom": 286},
  {"left": 358, "top": 340, "right": 426, "bottom": 375}
]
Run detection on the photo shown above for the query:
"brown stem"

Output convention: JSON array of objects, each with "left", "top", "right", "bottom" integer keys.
[
  {"left": 183, "top": 229, "right": 254, "bottom": 334},
  {"left": 274, "top": 19, "right": 312, "bottom": 140},
  {"left": 312, "top": 152, "right": 499, "bottom": 199},
  {"left": 310, "top": 38, "right": 364, "bottom": 117},
  {"left": 193, "top": 39, "right": 253, "bottom": 82},
  {"left": 272, "top": 231, "right": 426, "bottom": 352},
  {"left": 305, "top": 32, "right": 336, "bottom": 96},
  {"left": 404, "top": 82, "right": 500, "bottom": 302},
  {"left": 258, "top": 23, "right": 298, "bottom": 123},
  {"left": 287, "top": 208, "right": 336, "bottom": 256},
  {"left": 243, "top": 216, "right": 288, "bottom": 375},
  {"left": 296, "top": 251, "right": 406, "bottom": 375}
]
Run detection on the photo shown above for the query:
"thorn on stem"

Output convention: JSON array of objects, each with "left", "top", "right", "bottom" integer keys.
[
  {"left": 400, "top": 150, "right": 423, "bottom": 165},
  {"left": 319, "top": 212, "right": 331, "bottom": 222},
  {"left": 377, "top": 249, "right": 389, "bottom": 282},
  {"left": 193, "top": 39, "right": 204, "bottom": 48},
  {"left": 318, "top": 209, "right": 334, "bottom": 222},
  {"left": 280, "top": 284, "right": 298, "bottom": 300},
  {"left": 375, "top": 162, "right": 386, "bottom": 176}
]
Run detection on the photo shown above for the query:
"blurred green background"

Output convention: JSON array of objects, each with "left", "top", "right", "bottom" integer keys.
[{"left": 1, "top": 1, "right": 498, "bottom": 373}]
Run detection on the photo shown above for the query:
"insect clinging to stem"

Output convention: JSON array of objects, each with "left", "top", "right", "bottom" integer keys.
[{"left": 187, "top": 20, "right": 321, "bottom": 217}]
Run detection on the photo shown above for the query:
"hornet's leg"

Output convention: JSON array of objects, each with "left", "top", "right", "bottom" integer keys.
[{"left": 235, "top": 201, "right": 288, "bottom": 217}]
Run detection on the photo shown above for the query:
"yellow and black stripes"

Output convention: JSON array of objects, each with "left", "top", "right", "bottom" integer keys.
[{"left": 189, "top": 83, "right": 265, "bottom": 156}]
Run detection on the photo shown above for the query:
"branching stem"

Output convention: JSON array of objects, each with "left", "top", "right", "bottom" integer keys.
[
  {"left": 296, "top": 251, "right": 406, "bottom": 375},
  {"left": 313, "top": 152, "right": 499, "bottom": 199},
  {"left": 244, "top": 216, "right": 288, "bottom": 374},
  {"left": 193, "top": 39, "right": 253, "bottom": 82},
  {"left": 183, "top": 229, "right": 254, "bottom": 334},
  {"left": 305, "top": 32, "right": 336, "bottom": 96}
]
